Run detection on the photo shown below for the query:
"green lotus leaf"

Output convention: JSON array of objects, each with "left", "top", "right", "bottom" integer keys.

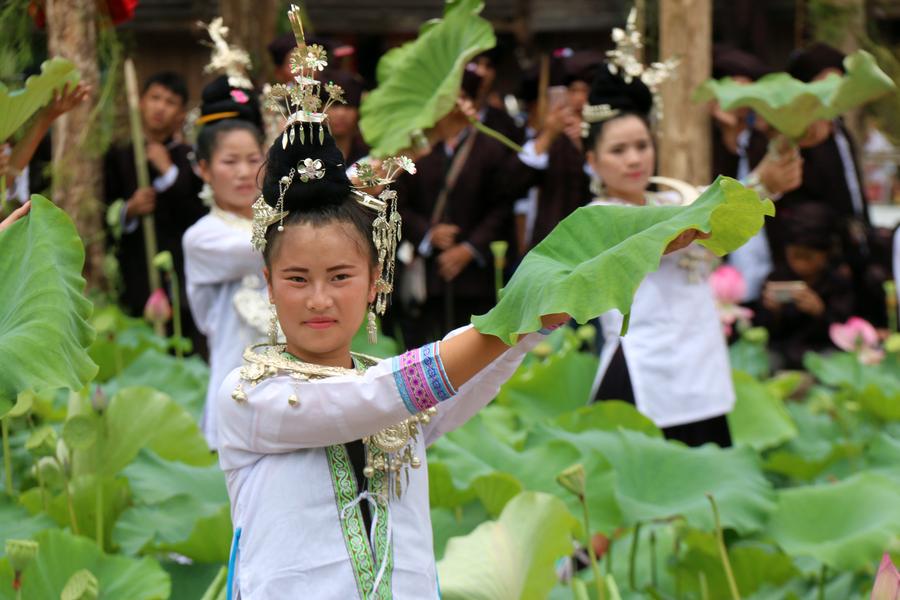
[
  {"left": 530, "top": 427, "right": 776, "bottom": 534},
  {"left": 728, "top": 370, "right": 798, "bottom": 450},
  {"left": 669, "top": 532, "right": 800, "bottom": 599},
  {"left": 0, "top": 498, "right": 55, "bottom": 557},
  {"left": 693, "top": 50, "right": 895, "bottom": 139},
  {"left": 552, "top": 400, "right": 662, "bottom": 439},
  {"left": 0, "top": 195, "right": 97, "bottom": 403},
  {"left": 102, "top": 349, "right": 210, "bottom": 420},
  {"left": 494, "top": 346, "right": 598, "bottom": 425},
  {"left": 113, "top": 450, "right": 230, "bottom": 562},
  {"left": 359, "top": 0, "right": 495, "bottom": 157},
  {"left": 88, "top": 306, "right": 168, "bottom": 383},
  {"left": 165, "top": 563, "right": 224, "bottom": 600},
  {"left": 70, "top": 387, "right": 214, "bottom": 480},
  {"left": 437, "top": 491, "right": 580, "bottom": 600},
  {"left": 472, "top": 177, "right": 775, "bottom": 345},
  {"left": 765, "top": 472, "right": 900, "bottom": 571},
  {"left": 0, "top": 529, "right": 169, "bottom": 599},
  {"left": 430, "top": 501, "right": 491, "bottom": 560},
  {"left": 0, "top": 57, "right": 81, "bottom": 141}
]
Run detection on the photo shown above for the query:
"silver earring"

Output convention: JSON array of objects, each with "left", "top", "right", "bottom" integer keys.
[
  {"left": 367, "top": 307, "right": 377, "bottom": 345},
  {"left": 590, "top": 175, "right": 605, "bottom": 198},
  {"left": 268, "top": 304, "right": 278, "bottom": 345}
]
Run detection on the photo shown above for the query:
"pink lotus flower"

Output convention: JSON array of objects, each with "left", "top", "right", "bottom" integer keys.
[
  {"left": 709, "top": 265, "right": 753, "bottom": 336},
  {"left": 870, "top": 554, "right": 900, "bottom": 600},
  {"left": 710, "top": 265, "right": 747, "bottom": 305},
  {"left": 143, "top": 288, "right": 172, "bottom": 324},
  {"left": 230, "top": 89, "right": 250, "bottom": 104},
  {"left": 830, "top": 317, "right": 884, "bottom": 365}
]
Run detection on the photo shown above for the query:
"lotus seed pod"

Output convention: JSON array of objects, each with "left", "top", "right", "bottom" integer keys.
[
  {"left": 61, "top": 569, "right": 99, "bottom": 600},
  {"left": 5, "top": 539, "right": 38, "bottom": 573}
]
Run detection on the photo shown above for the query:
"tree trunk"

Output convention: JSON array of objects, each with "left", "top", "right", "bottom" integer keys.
[
  {"left": 220, "top": 0, "right": 280, "bottom": 84},
  {"left": 45, "top": 0, "right": 105, "bottom": 289},
  {"left": 658, "top": 0, "right": 712, "bottom": 186}
]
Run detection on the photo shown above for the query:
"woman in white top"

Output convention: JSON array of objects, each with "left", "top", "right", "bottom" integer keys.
[
  {"left": 183, "top": 76, "right": 267, "bottom": 449},
  {"left": 583, "top": 65, "right": 735, "bottom": 447}
]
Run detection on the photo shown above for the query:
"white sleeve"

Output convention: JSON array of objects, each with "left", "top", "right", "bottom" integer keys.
[
  {"left": 423, "top": 326, "right": 544, "bottom": 446},
  {"left": 217, "top": 341, "right": 459, "bottom": 467},
  {"left": 183, "top": 223, "right": 262, "bottom": 287},
  {"left": 517, "top": 139, "right": 549, "bottom": 170}
]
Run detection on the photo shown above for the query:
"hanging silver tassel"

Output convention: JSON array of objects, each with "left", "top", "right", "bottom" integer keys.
[{"left": 367, "top": 308, "right": 377, "bottom": 344}]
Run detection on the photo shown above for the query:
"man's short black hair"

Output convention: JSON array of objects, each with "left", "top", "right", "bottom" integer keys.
[{"left": 142, "top": 71, "right": 189, "bottom": 105}]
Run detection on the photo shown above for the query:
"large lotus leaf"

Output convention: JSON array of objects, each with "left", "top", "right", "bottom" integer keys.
[
  {"left": 494, "top": 348, "right": 598, "bottom": 425},
  {"left": 359, "top": 0, "right": 495, "bottom": 157},
  {"left": 530, "top": 427, "right": 776, "bottom": 534},
  {"left": 765, "top": 472, "right": 900, "bottom": 571},
  {"left": 728, "top": 370, "right": 798, "bottom": 450},
  {"left": 165, "top": 563, "right": 224, "bottom": 600},
  {"left": 670, "top": 532, "right": 800, "bottom": 600},
  {"left": 0, "top": 529, "right": 169, "bottom": 599},
  {"left": 431, "top": 501, "right": 491, "bottom": 560},
  {"left": 472, "top": 177, "right": 774, "bottom": 344},
  {"left": 102, "top": 349, "right": 210, "bottom": 420},
  {"left": 763, "top": 402, "right": 863, "bottom": 482},
  {"left": 114, "top": 450, "right": 230, "bottom": 562},
  {"left": 693, "top": 50, "right": 895, "bottom": 139},
  {"left": 19, "top": 475, "right": 130, "bottom": 551},
  {"left": 0, "top": 497, "right": 55, "bottom": 556},
  {"left": 0, "top": 195, "right": 97, "bottom": 402},
  {"left": 71, "top": 387, "right": 214, "bottom": 479},
  {"left": 0, "top": 57, "right": 81, "bottom": 141},
  {"left": 437, "top": 491, "right": 580, "bottom": 600},
  {"left": 552, "top": 400, "right": 662, "bottom": 438},
  {"left": 88, "top": 305, "right": 169, "bottom": 383}
]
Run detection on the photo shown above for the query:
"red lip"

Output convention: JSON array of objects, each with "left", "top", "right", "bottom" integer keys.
[
  {"left": 304, "top": 318, "right": 337, "bottom": 329},
  {"left": 626, "top": 171, "right": 645, "bottom": 179}
]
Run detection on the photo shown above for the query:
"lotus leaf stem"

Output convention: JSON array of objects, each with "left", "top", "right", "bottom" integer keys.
[
  {"left": 629, "top": 522, "right": 642, "bottom": 590},
  {"left": 706, "top": 493, "right": 740, "bottom": 600}
]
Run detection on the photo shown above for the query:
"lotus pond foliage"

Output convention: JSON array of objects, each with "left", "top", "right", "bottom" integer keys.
[{"left": 0, "top": 200, "right": 898, "bottom": 599}]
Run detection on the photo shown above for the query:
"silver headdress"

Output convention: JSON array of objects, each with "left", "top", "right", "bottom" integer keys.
[
  {"left": 200, "top": 17, "right": 253, "bottom": 90},
  {"left": 581, "top": 7, "right": 680, "bottom": 132},
  {"left": 251, "top": 4, "right": 415, "bottom": 318}
]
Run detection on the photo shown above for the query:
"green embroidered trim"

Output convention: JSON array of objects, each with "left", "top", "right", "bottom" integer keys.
[{"left": 327, "top": 444, "right": 394, "bottom": 599}]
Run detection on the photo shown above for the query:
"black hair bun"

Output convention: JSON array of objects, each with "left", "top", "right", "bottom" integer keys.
[
  {"left": 261, "top": 123, "right": 353, "bottom": 212},
  {"left": 200, "top": 75, "right": 263, "bottom": 129},
  {"left": 588, "top": 65, "right": 653, "bottom": 118}
]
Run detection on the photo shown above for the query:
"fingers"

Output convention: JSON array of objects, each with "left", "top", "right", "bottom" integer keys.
[{"left": 0, "top": 200, "right": 32, "bottom": 233}]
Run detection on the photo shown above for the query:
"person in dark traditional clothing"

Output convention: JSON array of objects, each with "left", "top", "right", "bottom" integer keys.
[
  {"left": 513, "top": 50, "right": 597, "bottom": 253},
  {"left": 103, "top": 72, "right": 205, "bottom": 337},
  {"left": 395, "top": 71, "right": 530, "bottom": 348},
  {"left": 709, "top": 46, "right": 804, "bottom": 304},
  {"left": 756, "top": 201, "right": 856, "bottom": 369},
  {"left": 468, "top": 51, "right": 526, "bottom": 147},
  {"left": 772, "top": 42, "right": 891, "bottom": 325}
]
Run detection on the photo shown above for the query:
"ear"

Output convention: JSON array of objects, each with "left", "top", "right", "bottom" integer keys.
[
  {"left": 263, "top": 266, "right": 275, "bottom": 303},
  {"left": 367, "top": 266, "right": 381, "bottom": 305},
  {"left": 198, "top": 159, "right": 212, "bottom": 184}
]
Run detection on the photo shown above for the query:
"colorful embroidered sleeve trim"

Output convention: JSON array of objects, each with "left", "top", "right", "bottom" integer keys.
[
  {"left": 433, "top": 342, "right": 457, "bottom": 395},
  {"left": 393, "top": 343, "right": 455, "bottom": 415}
]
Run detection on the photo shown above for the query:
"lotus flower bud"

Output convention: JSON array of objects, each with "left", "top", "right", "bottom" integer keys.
[
  {"left": 152, "top": 250, "right": 174, "bottom": 273},
  {"left": 556, "top": 463, "right": 586, "bottom": 499},
  {"left": 709, "top": 265, "right": 746, "bottom": 305},
  {"left": 5, "top": 539, "right": 38, "bottom": 573},
  {"left": 576, "top": 324, "right": 597, "bottom": 343},
  {"left": 532, "top": 342, "right": 552, "bottom": 359},
  {"left": 489, "top": 240, "right": 508, "bottom": 270},
  {"left": 61, "top": 569, "right": 99, "bottom": 600},
  {"left": 870, "top": 553, "right": 900, "bottom": 600},
  {"left": 143, "top": 288, "right": 172, "bottom": 324}
]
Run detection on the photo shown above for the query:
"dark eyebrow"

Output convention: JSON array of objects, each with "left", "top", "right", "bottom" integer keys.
[{"left": 280, "top": 264, "right": 358, "bottom": 273}]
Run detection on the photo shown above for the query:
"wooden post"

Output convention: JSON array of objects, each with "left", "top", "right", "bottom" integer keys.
[
  {"left": 220, "top": 0, "right": 280, "bottom": 83},
  {"left": 45, "top": 0, "right": 105, "bottom": 289},
  {"left": 658, "top": 0, "right": 712, "bottom": 185}
]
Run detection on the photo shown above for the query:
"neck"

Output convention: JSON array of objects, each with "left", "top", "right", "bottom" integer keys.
[
  {"left": 144, "top": 128, "right": 169, "bottom": 144},
  {"left": 213, "top": 199, "right": 253, "bottom": 220},
  {"left": 285, "top": 342, "right": 354, "bottom": 370},
  {"left": 606, "top": 187, "right": 646, "bottom": 205}
]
